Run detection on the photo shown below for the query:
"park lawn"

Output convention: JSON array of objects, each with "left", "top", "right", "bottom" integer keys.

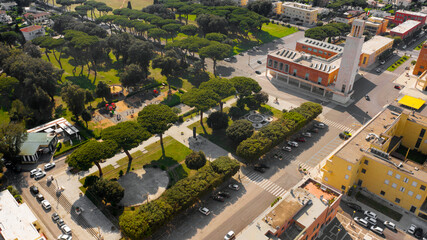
[
  {"left": 175, "top": 14, "right": 198, "bottom": 26},
  {"left": 91, "top": 0, "right": 152, "bottom": 10},
  {"left": 0, "top": 108, "right": 10, "bottom": 124},
  {"left": 387, "top": 55, "right": 409, "bottom": 72},
  {"left": 415, "top": 41, "right": 425, "bottom": 50}
]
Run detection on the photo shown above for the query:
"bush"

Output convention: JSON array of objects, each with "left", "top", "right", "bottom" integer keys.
[
  {"left": 185, "top": 151, "right": 207, "bottom": 170},
  {"left": 83, "top": 175, "right": 100, "bottom": 188},
  {"left": 178, "top": 116, "right": 184, "bottom": 123},
  {"left": 226, "top": 119, "right": 254, "bottom": 144},
  {"left": 228, "top": 106, "right": 244, "bottom": 120},
  {"left": 236, "top": 133, "right": 272, "bottom": 162},
  {"left": 119, "top": 170, "right": 124, "bottom": 177},
  {"left": 206, "top": 112, "right": 229, "bottom": 130},
  {"left": 86, "top": 178, "right": 124, "bottom": 206}
]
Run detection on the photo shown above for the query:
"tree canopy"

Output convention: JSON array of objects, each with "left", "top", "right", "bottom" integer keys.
[
  {"left": 230, "top": 76, "right": 261, "bottom": 98},
  {"left": 182, "top": 88, "right": 220, "bottom": 123},
  {"left": 226, "top": 119, "right": 254, "bottom": 144},
  {"left": 185, "top": 151, "right": 207, "bottom": 170}
]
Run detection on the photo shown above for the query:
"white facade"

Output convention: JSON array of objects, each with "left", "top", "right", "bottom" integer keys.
[
  {"left": 20, "top": 25, "right": 45, "bottom": 41},
  {"left": 0, "top": 10, "right": 11, "bottom": 23},
  {"left": 281, "top": 2, "right": 318, "bottom": 25},
  {"left": 333, "top": 19, "right": 366, "bottom": 104}
]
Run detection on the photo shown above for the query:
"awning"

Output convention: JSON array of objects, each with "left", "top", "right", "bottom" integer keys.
[{"left": 398, "top": 95, "right": 425, "bottom": 110}]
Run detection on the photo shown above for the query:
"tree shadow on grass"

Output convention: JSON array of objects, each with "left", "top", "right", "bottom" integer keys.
[
  {"left": 183, "top": 71, "right": 210, "bottom": 88},
  {"left": 150, "top": 155, "right": 180, "bottom": 168},
  {"left": 167, "top": 76, "right": 183, "bottom": 89},
  {"left": 65, "top": 76, "right": 96, "bottom": 91}
]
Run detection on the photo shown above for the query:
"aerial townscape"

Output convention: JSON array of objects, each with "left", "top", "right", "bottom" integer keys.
[{"left": 2, "top": 0, "right": 427, "bottom": 239}]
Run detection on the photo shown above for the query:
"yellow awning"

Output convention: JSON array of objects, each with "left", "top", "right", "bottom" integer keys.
[{"left": 398, "top": 95, "right": 425, "bottom": 110}]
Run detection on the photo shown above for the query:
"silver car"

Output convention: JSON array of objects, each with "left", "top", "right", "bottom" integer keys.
[{"left": 370, "top": 226, "right": 383, "bottom": 235}]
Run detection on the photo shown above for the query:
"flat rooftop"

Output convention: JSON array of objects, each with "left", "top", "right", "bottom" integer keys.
[
  {"left": 361, "top": 36, "right": 394, "bottom": 55},
  {"left": 397, "top": 10, "right": 427, "bottom": 18},
  {"left": 333, "top": 105, "right": 427, "bottom": 181},
  {"left": 282, "top": 2, "right": 315, "bottom": 10},
  {"left": 297, "top": 38, "right": 344, "bottom": 53},
  {"left": 269, "top": 47, "right": 341, "bottom": 73},
  {"left": 390, "top": 20, "right": 421, "bottom": 34},
  {"left": 0, "top": 190, "right": 43, "bottom": 240}
]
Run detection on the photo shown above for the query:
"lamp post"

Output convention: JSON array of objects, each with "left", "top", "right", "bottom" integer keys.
[
  {"left": 336, "top": 228, "right": 341, "bottom": 240},
  {"left": 351, "top": 210, "right": 356, "bottom": 226}
]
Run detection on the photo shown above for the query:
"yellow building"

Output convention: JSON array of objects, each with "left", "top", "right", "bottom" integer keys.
[
  {"left": 321, "top": 104, "right": 427, "bottom": 220},
  {"left": 359, "top": 35, "right": 394, "bottom": 69},
  {"left": 365, "top": 17, "right": 389, "bottom": 35},
  {"left": 281, "top": 2, "right": 317, "bottom": 25}
]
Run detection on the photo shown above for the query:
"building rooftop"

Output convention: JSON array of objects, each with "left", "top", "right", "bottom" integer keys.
[
  {"left": 390, "top": 20, "right": 422, "bottom": 34},
  {"left": 334, "top": 104, "right": 427, "bottom": 181},
  {"left": 19, "top": 132, "right": 55, "bottom": 156},
  {"left": 24, "top": 12, "right": 50, "bottom": 18},
  {"left": 20, "top": 25, "right": 42, "bottom": 32},
  {"left": 397, "top": 10, "right": 427, "bottom": 18},
  {"left": 297, "top": 38, "right": 344, "bottom": 53},
  {"left": 0, "top": 190, "right": 44, "bottom": 240},
  {"left": 270, "top": 47, "right": 341, "bottom": 73},
  {"left": 27, "top": 117, "right": 79, "bottom": 135},
  {"left": 361, "top": 36, "right": 394, "bottom": 55},
  {"left": 282, "top": 2, "right": 315, "bottom": 10}
]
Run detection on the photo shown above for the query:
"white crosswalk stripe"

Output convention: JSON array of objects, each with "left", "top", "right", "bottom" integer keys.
[
  {"left": 321, "top": 118, "right": 356, "bottom": 133},
  {"left": 294, "top": 160, "right": 312, "bottom": 171},
  {"left": 243, "top": 171, "right": 287, "bottom": 197}
]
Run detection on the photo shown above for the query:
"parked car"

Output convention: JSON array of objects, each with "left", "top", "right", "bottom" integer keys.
[
  {"left": 34, "top": 171, "right": 46, "bottom": 180},
  {"left": 407, "top": 224, "right": 417, "bottom": 234},
  {"left": 44, "top": 162, "right": 56, "bottom": 170},
  {"left": 346, "top": 202, "right": 362, "bottom": 211},
  {"left": 402, "top": 45, "right": 407, "bottom": 49},
  {"left": 339, "top": 131, "right": 352, "bottom": 140},
  {"left": 364, "top": 210, "right": 377, "bottom": 219},
  {"left": 302, "top": 132, "right": 312, "bottom": 138},
  {"left": 380, "top": 60, "right": 385, "bottom": 65},
  {"left": 364, "top": 217, "right": 377, "bottom": 225},
  {"left": 394, "top": 85, "right": 402, "bottom": 90},
  {"left": 365, "top": 95, "right": 370, "bottom": 101},
  {"left": 370, "top": 226, "right": 384, "bottom": 235},
  {"left": 376, "top": 68, "right": 381, "bottom": 73},
  {"left": 354, "top": 217, "right": 369, "bottom": 227},
  {"left": 224, "top": 230, "right": 235, "bottom": 240},
  {"left": 41, "top": 200, "right": 51, "bottom": 210},
  {"left": 57, "top": 234, "right": 72, "bottom": 240},
  {"left": 36, "top": 194, "right": 44, "bottom": 201},
  {"left": 414, "top": 228, "right": 423, "bottom": 238},
  {"left": 61, "top": 225, "right": 72, "bottom": 235},
  {"left": 239, "top": 53, "right": 244, "bottom": 56},
  {"left": 254, "top": 163, "right": 269, "bottom": 169},
  {"left": 283, "top": 146, "right": 292, "bottom": 152},
  {"left": 254, "top": 166, "right": 266, "bottom": 173},
  {"left": 52, "top": 213, "right": 60, "bottom": 222},
  {"left": 314, "top": 123, "right": 326, "bottom": 129},
  {"left": 287, "top": 141, "right": 298, "bottom": 147},
  {"left": 224, "top": 58, "right": 231, "bottom": 62},
  {"left": 211, "top": 195, "right": 225, "bottom": 202},
  {"left": 217, "top": 191, "right": 230, "bottom": 198},
  {"left": 383, "top": 221, "right": 396, "bottom": 230},
  {"left": 295, "top": 137, "right": 306, "bottom": 142},
  {"left": 257, "top": 60, "right": 262, "bottom": 64},
  {"left": 255, "top": 70, "right": 261, "bottom": 74},
  {"left": 228, "top": 184, "right": 240, "bottom": 191},
  {"left": 199, "top": 207, "right": 210, "bottom": 216},
  {"left": 30, "top": 185, "right": 39, "bottom": 194},
  {"left": 57, "top": 219, "right": 65, "bottom": 227},
  {"left": 309, "top": 128, "right": 319, "bottom": 133},
  {"left": 30, "top": 168, "right": 42, "bottom": 177}
]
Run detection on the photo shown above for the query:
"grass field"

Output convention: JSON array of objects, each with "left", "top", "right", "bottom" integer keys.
[
  {"left": 387, "top": 55, "right": 409, "bottom": 72},
  {"left": 415, "top": 41, "right": 425, "bottom": 50},
  {"left": 95, "top": 0, "right": 153, "bottom": 10}
]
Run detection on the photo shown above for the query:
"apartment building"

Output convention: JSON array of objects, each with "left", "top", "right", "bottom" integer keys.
[
  {"left": 281, "top": 2, "right": 318, "bottom": 25},
  {"left": 414, "top": 43, "right": 427, "bottom": 75},
  {"left": 364, "top": 17, "right": 389, "bottom": 35},
  {"left": 359, "top": 35, "right": 394, "bottom": 69}
]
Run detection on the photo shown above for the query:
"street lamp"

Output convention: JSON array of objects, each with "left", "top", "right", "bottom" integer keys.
[
  {"left": 336, "top": 228, "right": 341, "bottom": 240},
  {"left": 351, "top": 210, "right": 356, "bottom": 226}
]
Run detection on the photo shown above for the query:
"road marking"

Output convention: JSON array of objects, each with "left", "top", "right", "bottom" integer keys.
[
  {"left": 322, "top": 118, "right": 356, "bottom": 133},
  {"left": 242, "top": 171, "right": 287, "bottom": 197}
]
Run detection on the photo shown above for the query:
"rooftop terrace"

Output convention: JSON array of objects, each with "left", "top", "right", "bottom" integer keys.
[{"left": 297, "top": 38, "right": 344, "bottom": 53}]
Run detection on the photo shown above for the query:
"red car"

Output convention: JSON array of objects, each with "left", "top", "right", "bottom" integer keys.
[
  {"left": 394, "top": 85, "right": 402, "bottom": 90},
  {"left": 295, "top": 137, "right": 306, "bottom": 142}
]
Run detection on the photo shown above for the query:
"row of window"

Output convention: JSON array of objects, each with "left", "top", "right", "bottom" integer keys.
[
  {"left": 383, "top": 179, "right": 424, "bottom": 200},
  {"left": 301, "top": 46, "right": 332, "bottom": 56}
]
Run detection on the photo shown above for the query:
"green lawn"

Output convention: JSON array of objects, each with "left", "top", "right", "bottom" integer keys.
[
  {"left": 415, "top": 41, "right": 425, "bottom": 50},
  {"left": 355, "top": 192, "right": 403, "bottom": 221},
  {"left": 80, "top": 136, "right": 194, "bottom": 185},
  {"left": 387, "top": 55, "right": 409, "bottom": 72}
]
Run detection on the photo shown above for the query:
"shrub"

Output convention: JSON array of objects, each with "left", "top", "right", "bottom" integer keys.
[
  {"left": 228, "top": 106, "right": 244, "bottom": 120},
  {"left": 226, "top": 119, "right": 254, "bottom": 144},
  {"left": 236, "top": 133, "right": 272, "bottom": 162},
  {"left": 206, "top": 112, "right": 229, "bottom": 130},
  {"left": 185, "top": 151, "right": 207, "bottom": 170},
  {"left": 119, "top": 170, "right": 124, "bottom": 177},
  {"left": 86, "top": 178, "right": 124, "bottom": 206},
  {"left": 83, "top": 175, "right": 100, "bottom": 188}
]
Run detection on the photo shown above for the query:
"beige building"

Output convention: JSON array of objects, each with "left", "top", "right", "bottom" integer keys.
[
  {"left": 365, "top": 17, "right": 389, "bottom": 35},
  {"left": 359, "top": 36, "right": 394, "bottom": 69},
  {"left": 281, "top": 2, "right": 318, "bottom": 25}
]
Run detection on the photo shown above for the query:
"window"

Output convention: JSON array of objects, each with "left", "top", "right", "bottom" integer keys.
[
  {"left": 364, "top": 160, "right": 369, "bottom": 165},
  {"left": 395, "top": 174, "right": 401, "bottom": 179},
  {"left": 384, "top": 179, "right": 389, "bottom": 185},
  {"left": 293, "top": 69, "right": 297, "bottom": 76},
  {"left": 392, "top": 183, "right": 397, "bottom": 188},
  {"left": 305, "top": 73, "right": 309, "bottom": 80},
  {"left": 318, "top": 77, "right": 322, "bottom": 84},
  {"left": 362, "top": 57, "right": 367, "bottom": 64},
  {"left": 347, "top": 165, "right": 352, "bottom": 170},
  {"left": 313, "top": 49, "right": 317, "bottom": 53},
  {"left": 410, "top": 206, "right": 417, "bottom": 213},
  {"left": 403, "top": 178, "right": 409, "bottom": 183},
  {"left": 421, "top": 185, "right": 426, "bottom": 191},
  {"left": 416, "top": 194, "right": 422, "bottom": 200},
  {"left": 268, "top": 59, "right": 273, "bottom": 67},
  {"left": 302, "top": 46, "right": 306, "bottom": 49},
  {"left": 399, "top": 187, "right": 405, "bottom": 192},
  {"left": 362, "top": 168, "right": 367, "bottom": 174},
  {"left": 308, "top": 47, "right": 312, "bottom": 51},
  {"left": 279, "top": 63, "right": 283, "bottom": 71},
  {"left": 412, "top": 181, "right": 418, "bottom": 187},
  {"left": 324, "top": 176, "right": 328, "bottom": 182},
  {"left": 388, "top": 170, "right": 393, "bottom": 176},
  {"left": 380, "top": 190, "right": 385, "bottom": 196},
  {"left": 319, "top": 50, "right": 323, "bottom": 54},
  {"left": 341, "top": 185, "right": 346, "bottom": 190},
  {"left": 395, "top": 198, "right": 401, "bottom": 203},
  {"left": 420, "top": 129, "right": 426, "bottom": 138},
  {"left": 273, "top": 61, "right": 278, "bottom": 69},
  {"left": 345, "top": 175, "right": 349, "bottom": 179},
  {"left": 408, "top": 191, "right": 414, "bottom": 196},
  {"left": 415, "top": 138, "right": 422, "bottom": 149}
]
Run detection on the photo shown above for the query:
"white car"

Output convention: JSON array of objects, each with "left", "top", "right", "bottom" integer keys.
[
  {"left": 302, "top": 132, "right": 312, "bottom": 138},
  {"left": 354, "top": 217, "right": 368, "bottom": 227},
  {"left": 199, "top": 207, "right": 210, "bottom": 216},
  {"left": 44, "top": 162, "right": 56, "bottom": 170},
  {"left": 407, "top": 224, "right": 417, "bottom": 234},
  {"left": 376, "top": 68, "right": 381, "bottom": 73},
  {"left": 314, "top": 123, "right": 325, "bottom": 129},
  {"left": 370, "top": 226, "right": 384, "bottom": 235},
  {"left": 402, "top": 45, "right": 407, "bottom": 49},
  {"left": 287, "top": 141, "right": 298, "bottom": 147},
  {"left": 224, "top": 58, "right": 231, "bottom": 62},
  {"left": 61, "top": 225, "right": 72, "bottom": 235},
  {"left": 364, "top": 210, "right": 377, "bottom": 219},
  {"left": 34, "top": 171, "right": 46, "bottom": 180},
  {"left": 380, "top": 60, "right": 385, "bottom": 65},
  {"left": 41, "top": 200, "right": 51, "bottom": 210},
  {"left": 58, "top": 234, "right": 72, "bottom": 240},
  {"left": 364, "top": 217, "right": 377, "bottom": 225},
  {"left": 228, "top": 184, "right": 239, "bottom": 191},
  {"left": 282, "top": 146, "right": 292, "bottom": 152},
  {"left": 384, "top": 221, "right": 396, "bottom": 230},
  {"left": 224, "top": 230, "right": 235, "bottom": 240},
  {"left": 30, "top": 168, "right": 42, "bottom": 177}
]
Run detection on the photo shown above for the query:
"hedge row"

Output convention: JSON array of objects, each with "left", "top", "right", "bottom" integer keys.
[
  {"left": 119, "top": 156, "right": 240, "bottom": 239},
  {"left": 236, "top": 102, "right": 322, "bottom": 162}
]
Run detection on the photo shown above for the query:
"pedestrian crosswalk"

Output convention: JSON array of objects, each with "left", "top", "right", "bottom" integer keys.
[
  {"left": 293, "top": 160, "right": 313, "bottom": 171},
  {"left": 322, "top": 118, "right": 356, "bottom": 133},
  {"left": 243, "top": 171, "right": 287, "bottom": 197}
]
